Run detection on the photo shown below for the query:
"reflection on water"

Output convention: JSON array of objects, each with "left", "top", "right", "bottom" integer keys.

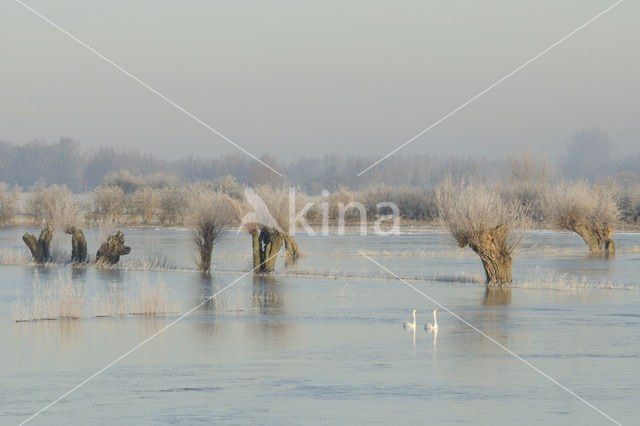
[
  {"left": 484, "top": 287, "right": 512, "bottom": 306},
  {"left": 95, "top": 267, "right": 125, "bottom": 283},
  {"left": 284, "top": 254, "right": 300, "bottom": 268},
  {"left": 13, "top": 319, "right": 84, "bottom": 347},
  {"left": 70, "top": 267, "right": 88, "bottom": 281},
  {"left": 430, "top": 328, "right": 438, "bottom": 351},
  {"left": 252, "top": 275, "right": 284, "bottom": 315}
]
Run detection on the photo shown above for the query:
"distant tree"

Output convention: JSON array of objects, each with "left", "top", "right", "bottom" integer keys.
[
  {"left": 157, "top": 186, "right": 188, "bottom": 225},
  {"left": 0, "top": 183, "right": 19, "bottom": 227},
  {"left": 132, "top": 187, "right": 160, "bottom": 225},
  {"left": 93, "top": 185, "right": 125, "bottom": 223},
  {"left": 563, "top": 128, "right": 613, "bottom": 180},
  {"left": 250, "top": 154, "right": 284, "bottom": 186},
  {"left": 502, "top": 149, "right": 552, "bottom": 223},
  {"left": 506, "top": 148, "right": 552, "bottom": 184}
]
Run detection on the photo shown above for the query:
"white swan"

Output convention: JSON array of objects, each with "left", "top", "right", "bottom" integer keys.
[
  {"left": 403, "top": 309, "right": 418, "bottom": 328},
  {"left": 425, "top": 309, "right": 439, "bottom": 331}
]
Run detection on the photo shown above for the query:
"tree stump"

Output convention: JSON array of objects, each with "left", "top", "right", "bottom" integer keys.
[
  {"left": 96, "top": 231, "right": 131, "bottom": 266},
  {"left": 484, "top": 287, "right": 512, "bottom": 306},
  {"left": 65, "top": 226, "right": 88, "bottom": 263},
  {"left": 250, "top": 229, "right": 261, "bottom": 270},
  {"left": 284, "top": 233, "right": 300, "bottom": 259},
  {"left": 22, "top": 226, "right": 53, "bottom": 264},
  {"left": 257, "top": 227, "right": 284, "bottom": 273},
  {"left": 249, "top": 227, "right": 299, "bottom": 273}
]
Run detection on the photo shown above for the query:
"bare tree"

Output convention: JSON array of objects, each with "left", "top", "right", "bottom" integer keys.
[
  {"left": 547, "top": 181, "right": 619, "bottom": 255},
  {"left": 93, "top": 185, "right": 125, "bottom": 223},
  {"left": 0, "top": 183, "right": 19, "bottom": 227},
  {"left": 24, "top": 180, "right": 48, "bottom": 226},
  {"left": 133, "top": 186, "right": 160, "bottom": 225},
  {"left": 502, "top": 149, "right": 553, "bottom": 224},
  {"left": 506, "top": 148, "right": 552, "bottom": 184},
  {"left": 44, "top": 185, "right": 84, "bottom": 231},
  {"left": 435, "top": 179, "right": 528, "bottom": 285},
  {"left": 158, "top": 186, "right": 188, "bottom": 225},
  {"left": 186, "top": 192, "right": 236, "bottom": 272}
]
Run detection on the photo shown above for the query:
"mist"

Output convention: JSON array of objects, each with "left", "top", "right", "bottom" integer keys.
[{"left": 1, "top": 0, "right": 638, "bottom": 161}]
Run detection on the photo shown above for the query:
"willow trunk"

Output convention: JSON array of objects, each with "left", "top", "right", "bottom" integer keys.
[
  {"left": 573, "top": 224, "right": 615, "bottom": 256},
  {"left": 469, "top": 224, "right": 513, "bottom": 285},
  {"left": 22, "top": 226, "right": 53, "bottom": 264}
]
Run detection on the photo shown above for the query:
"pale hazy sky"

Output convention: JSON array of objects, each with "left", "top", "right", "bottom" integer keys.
[{"left": 1, "top": 0, "right": 638, "bottom": 161}]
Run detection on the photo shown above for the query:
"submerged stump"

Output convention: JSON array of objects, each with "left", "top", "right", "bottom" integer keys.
[
  {"left": 96, "top": 231, "right": 131, "bottom": 266},
  {"left": 22, "top": 225, "right": 53, "bottom": 264},
  {"left": 65, "top": 226, "right": 88, "bottom": 263}
]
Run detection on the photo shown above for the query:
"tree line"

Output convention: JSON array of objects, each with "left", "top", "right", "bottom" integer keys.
[{"left": 2, "top": 128, "right": 640, "bottom": 191}]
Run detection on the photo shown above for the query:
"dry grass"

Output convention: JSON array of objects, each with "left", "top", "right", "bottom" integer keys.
[
  {"left": 130, "top": 279, "right": 174, "bottom": 316},
  {"left": 121, "top": 254, "right": 180, "bottom": 271},
  {"left": 95, "top": 282, "right": 128, "bottom": 317},
  {"left": 14, "top": 272, "right": 86, "bottom": 321},
  {"left": 98, "top": 275, "right": 178, "bottom": 317},
  {"left": 14, "top": 272, "right": 178, "bottom": 321},
  {"left": 515, "top": 268, "right": 637, "bottom": 291},
  {"left": 0, "top": 248, "right": 32, "bottom": 265}
]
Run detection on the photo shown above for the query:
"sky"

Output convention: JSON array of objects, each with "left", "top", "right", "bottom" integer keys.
[{"left": 0, "top": 0, "right": 638, "bottom": 162}]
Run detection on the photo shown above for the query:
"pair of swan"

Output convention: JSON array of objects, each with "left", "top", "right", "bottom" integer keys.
[{"left": 403, "top": 309, "right": 439, "bottom": 331}]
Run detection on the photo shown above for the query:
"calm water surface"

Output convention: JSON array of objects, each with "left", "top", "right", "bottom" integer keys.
[{"left": 1, "top": 228, "right": 639, "bottom": 425}]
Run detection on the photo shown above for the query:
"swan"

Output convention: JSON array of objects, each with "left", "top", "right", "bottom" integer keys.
[
  {"left": 425, "top": 309, "right": 439, "bottom": 331},
  {"left": 403, "top": 309, "right": 418, "bottom": 328}
]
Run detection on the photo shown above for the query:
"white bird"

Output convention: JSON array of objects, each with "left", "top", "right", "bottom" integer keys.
[
  {"left": 425, "top": 309, "right": 439, "bottom": 331},
  {"left": 404, "top": 309, "right": 418, "bottom": 328}
]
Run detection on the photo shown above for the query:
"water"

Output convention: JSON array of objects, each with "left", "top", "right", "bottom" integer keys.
[{"left": 1, "top": 228, "right": 639, "bottom": 425}]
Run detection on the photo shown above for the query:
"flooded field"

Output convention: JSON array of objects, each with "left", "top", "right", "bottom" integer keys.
[{"left": 1, "top": 228, "right": 639, "bottom": 425}]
